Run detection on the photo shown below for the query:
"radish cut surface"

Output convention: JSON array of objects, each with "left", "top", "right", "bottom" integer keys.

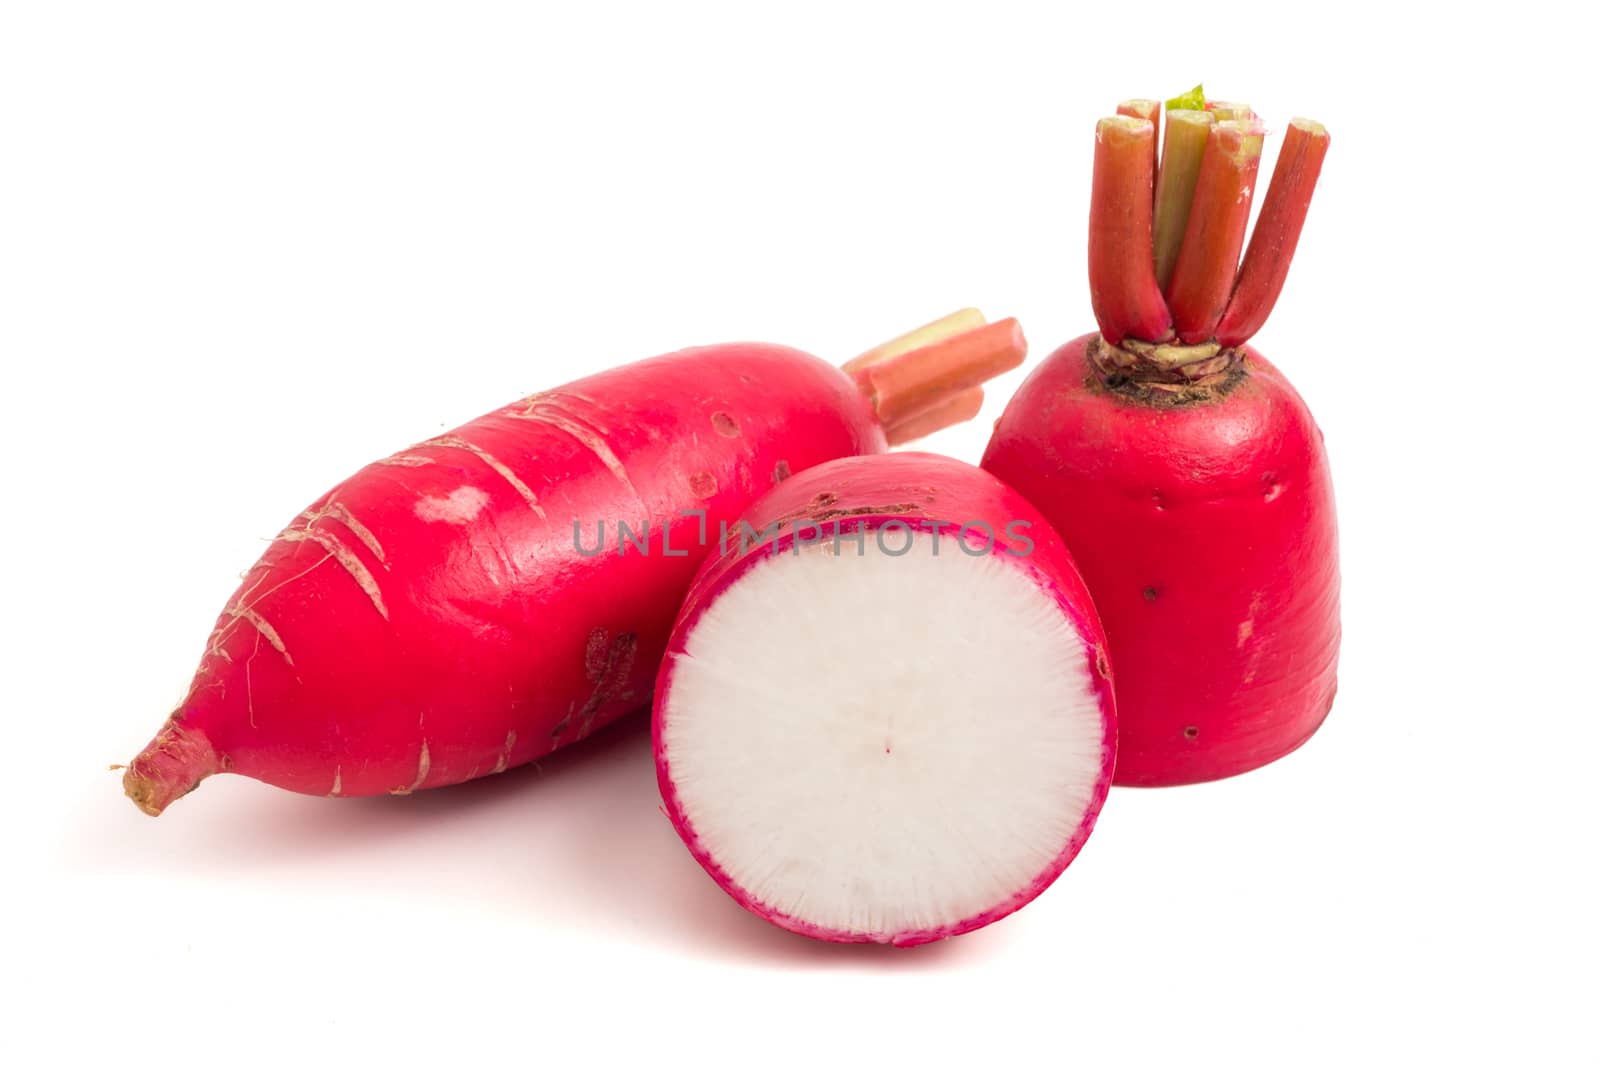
[{"left": 655, "top": 453, "right": 1115, "bottom": 946}]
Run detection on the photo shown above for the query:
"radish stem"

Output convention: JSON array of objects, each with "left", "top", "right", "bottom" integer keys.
[
  {"left": 1165, "top": 120, "right": 1264, "bottom": 344},
  {"left": 884, "top": 388, "right": 985, "bottom": 445},
  {"left": 1206, "top": 100, "right": 1255, "bottom": 122},
  {"left": 1153, "top": 109, "right": 1216, "bottom": 290},
  {"left": 1117, "top": 98, "right": 1162, "bottom": 190},
  {"left": 1216, "top": 118, "right": 1330, "bottom": 347},
  {"left": 861, "top": 318, "right": 1026, "bottom": 429},
  {"left": 1088, "top": 116, "right": 1172, "bottom": 345},
  {"left": 842, "top": 307, "right": 987, "bottom": 375}
]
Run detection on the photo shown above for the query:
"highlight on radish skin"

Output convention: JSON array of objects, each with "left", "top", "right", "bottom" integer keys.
[{"left": 654, "top": 453, "right": 1116, "bottom": 946}]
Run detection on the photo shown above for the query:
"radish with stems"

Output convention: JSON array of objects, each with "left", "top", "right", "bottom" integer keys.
[
  {"left": 654, "top": 452, "right": 1115, "bottom": 945},
  {"left": 124, "top": 311, "right": 1025, "bottom": 815},
  {"left": 984, "top": 96, "right": 1337, "bottom": 786}
]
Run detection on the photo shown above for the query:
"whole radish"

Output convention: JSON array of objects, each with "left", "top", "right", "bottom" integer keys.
[
  {"left": 124, "top": 311, "right": 1025, "bottom": 814},
  {"left": 654, "top": 452, "right": 1115, "bottom": 945},
  {"left": 983, "top": 96, "right": 1337, "bottom": 786}
]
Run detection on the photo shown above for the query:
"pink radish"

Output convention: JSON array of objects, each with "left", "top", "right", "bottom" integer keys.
[
  {"left": 124, "top": 312, "right": 1025, "bottom": 815},
  {"left": 983, "top": 97, "right": 1337, "bottom": 786},
  {"left": 653, "top": 452, "right": 1116, "bottom": 946}
]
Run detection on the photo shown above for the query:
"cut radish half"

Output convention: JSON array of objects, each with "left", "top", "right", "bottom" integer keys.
[{"left": 654, "top": 453, "right": 1116, "bottom": 946}]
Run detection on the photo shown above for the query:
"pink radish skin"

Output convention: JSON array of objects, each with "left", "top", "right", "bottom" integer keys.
[
  {"left": 124, "top": 344, "right": 890, "bottom": 814},
  {"left": 982, "top": 334, "right": 1339, "bottom": 786},
  {"left": 654, "top": 453, "right": 1116, "bottom": 946}
]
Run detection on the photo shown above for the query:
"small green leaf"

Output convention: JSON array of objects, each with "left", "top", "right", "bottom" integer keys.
[{"left": 1166, "top": 84, "right": 1205, "bottom": 111}]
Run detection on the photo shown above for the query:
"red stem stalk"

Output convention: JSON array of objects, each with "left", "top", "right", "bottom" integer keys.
[
  {"left": 1153, "top": 109, "right": 1216, "bottom": 290},
  {"left": 1215, "top": 118, "right": 1330, "bottom": 347},
  {"left": 1165, "top": 120, "right": 1265, "bottom": 344},
  {"left": 884, "top": 388, "right": 985, "bottom": 445},
  {"left": 1116, "top": 98, "right": 1161, "bottom": 199},
  {"left": 1088, "top": 116, "right": 1172, "bottom": 345},
  {"left": 858, "top": 318, "right": 1026, "bottom": 430}
]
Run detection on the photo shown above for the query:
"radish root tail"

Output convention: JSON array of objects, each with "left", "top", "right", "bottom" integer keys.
[{"left": 123, "top": 718, "right": 220, "bottom": 817}]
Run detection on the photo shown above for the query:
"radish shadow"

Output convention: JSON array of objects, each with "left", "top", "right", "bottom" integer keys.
[{"left": 75, "top": 712, "right": 1005, "bottom": 969}]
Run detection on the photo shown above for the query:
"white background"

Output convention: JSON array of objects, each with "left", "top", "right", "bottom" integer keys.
[{"left": 4, "top": 2, "right": 1595, "bottom": 1063}]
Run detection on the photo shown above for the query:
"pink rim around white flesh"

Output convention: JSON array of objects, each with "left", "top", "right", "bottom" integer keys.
[{"left": 654, "top": 456, "right": 1115, "bottom": 947}]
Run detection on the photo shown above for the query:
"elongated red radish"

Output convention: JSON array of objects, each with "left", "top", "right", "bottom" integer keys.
[
  {"left": 1165, "top": 119, "right": 1264, "bottom": 343},
  {"left": 983, "top": 98, "right": 1336, "bottom": 786},
  {"left": 124, "top": 314, "right": 1026, "bottom": 815},
  {"left": 1088, "top": 116, "right": 1172, "bottom": 345},
  {"left": 654, "top": 453, "right": 1115, "bottom": 945}
]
